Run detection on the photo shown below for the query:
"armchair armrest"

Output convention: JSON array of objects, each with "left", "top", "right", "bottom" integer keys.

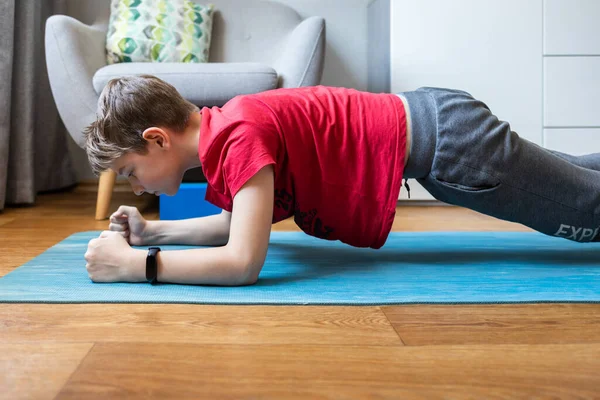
[
  {"left": 273, "top": 16, "right": 326, "bottom": 88},
  {"left": 45, "top": 15, "right": 107, "bottom": 147}
]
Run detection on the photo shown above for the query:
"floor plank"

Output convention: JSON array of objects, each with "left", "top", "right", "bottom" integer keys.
[
  {"left": 0, "top": 342, "right": 94, "bottom": 400},
  {"left": 0, "top": 304, "right": 402, "bottom": 346},
  {"left": 382, "top": 304, "right": 600, "bottom": 346},
  {"left": 56, "top": 342, "right": 600, "bottom": 400},
  {"left": 0, "top": 216, "right": 14, "bottom": 227}
]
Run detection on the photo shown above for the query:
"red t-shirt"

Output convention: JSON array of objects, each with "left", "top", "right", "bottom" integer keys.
[{"left": 199, "top": 86, "right": 407, "bottom": 248}]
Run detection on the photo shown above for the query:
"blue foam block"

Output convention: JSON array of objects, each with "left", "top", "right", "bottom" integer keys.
[{"left": 159, "top": 183, "right": 221, "bottom": 220}]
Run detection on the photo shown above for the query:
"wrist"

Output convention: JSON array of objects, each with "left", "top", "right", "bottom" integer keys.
[
  {"left": 126, "top": 248, "right": 148, "bottom": 282},
  {"left": 141, "top": 220, "right": 157, "bottom": 244},
  {"left": 142, "top": 220, "right": 164, "bottom": 244}
]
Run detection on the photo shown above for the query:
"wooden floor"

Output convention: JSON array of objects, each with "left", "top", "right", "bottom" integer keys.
[{"left": 1, "top": 185, "right": 599, "bottom": 399}]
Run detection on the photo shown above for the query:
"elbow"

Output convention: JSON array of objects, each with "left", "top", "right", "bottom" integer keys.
[
  {"left": 238, "top": 275, "right": 258, "bottom": 286},
  {"left": 221, "top": 255, "right": 262, "bottom": 286},
  {"left": 230, "top": 271, "right": 258, "bottom": 287},
  {"left": 230, "top": 255, "right": 263, "bottom": 286},
  {"left": 225, "top": 243, "right": 265, "bottom": 286},
  {"left": 236, "top": 261, "right": 262, "bottom": 286}
]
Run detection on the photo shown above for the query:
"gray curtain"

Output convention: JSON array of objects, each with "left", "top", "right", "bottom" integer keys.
[{"left": 0, "top": 0, "right": 76, "bottom": 211}]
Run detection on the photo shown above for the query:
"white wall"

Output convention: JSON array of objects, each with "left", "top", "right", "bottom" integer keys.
[
  {"left": 277, "top": 0, "right": 370, "bottom": 91},
  {"left": 68, "top": 1, "right": 372, "bottom": 181},
  {"left": 367, "top": 0, "right": 389, "bottom": 93}
]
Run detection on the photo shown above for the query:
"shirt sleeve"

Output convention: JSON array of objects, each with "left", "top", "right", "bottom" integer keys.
[
  {"left": 223, "top": 124, "right": 278, "bottom": 199},
  {"left": 205, "top": 184, "right": 232, "bottom": 211}
]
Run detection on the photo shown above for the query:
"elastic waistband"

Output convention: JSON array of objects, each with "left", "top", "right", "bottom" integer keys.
[{"left": 397, "top": 89, "right": 437, "bottom": 179}]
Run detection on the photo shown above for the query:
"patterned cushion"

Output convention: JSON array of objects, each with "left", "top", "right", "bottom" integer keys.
[{"left": 106, "top": 0, "right": 214, "bottom": 64}]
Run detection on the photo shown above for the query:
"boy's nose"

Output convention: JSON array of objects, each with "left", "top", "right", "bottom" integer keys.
[{"left": 131, "top": 184, "right": 144, "bottom": 196}]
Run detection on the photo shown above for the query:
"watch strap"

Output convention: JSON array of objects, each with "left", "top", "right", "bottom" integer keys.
[{"left": 146, "top": 247, "right": 161, "bottom": 284}]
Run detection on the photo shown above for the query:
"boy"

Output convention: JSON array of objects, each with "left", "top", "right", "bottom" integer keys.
[{"left": 83, "top": 75, "right": 600, "bottom": 285}]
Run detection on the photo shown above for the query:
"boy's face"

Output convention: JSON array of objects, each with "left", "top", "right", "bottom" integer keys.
[{"left": 111, "top": 132, "right": 186, "bottom": 196}]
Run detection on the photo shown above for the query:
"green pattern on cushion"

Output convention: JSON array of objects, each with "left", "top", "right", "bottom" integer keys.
[{"left": 106, "top": 0, "right": 214, "bottom": 64}]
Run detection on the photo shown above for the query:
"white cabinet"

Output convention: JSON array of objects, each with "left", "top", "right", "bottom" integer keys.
[
  {"left": 544, "top": 57, "right": 600, "bottom": 127},
  {"left": 544, "top": 129, "right": 600, "bottom": 156},
  {"left": 544, "top": 0, "right": 600, "bottom": 55},
  {"left": 368, "top": 0, "right": 600, "bottom": 200},
  {"left": 542, "top": 0, "right": 600, "bottom": 155}
]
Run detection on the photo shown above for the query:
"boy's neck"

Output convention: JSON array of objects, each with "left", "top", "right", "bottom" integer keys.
[{"left": 182, "top": 111, "right": 203, "bottom": 171}]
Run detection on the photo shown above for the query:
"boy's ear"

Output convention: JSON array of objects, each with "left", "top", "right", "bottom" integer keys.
[{"left": 142, "top": 127, "right": 170, "bottom": 149}]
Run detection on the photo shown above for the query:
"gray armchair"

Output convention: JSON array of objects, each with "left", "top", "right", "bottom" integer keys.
[{"left": 45, "top": 0, "right": 325, "bottom": 219}]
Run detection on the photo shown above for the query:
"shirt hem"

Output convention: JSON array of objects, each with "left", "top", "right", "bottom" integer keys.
[{"left": 375, "top": 94, "right": 407, "bottom": 248}]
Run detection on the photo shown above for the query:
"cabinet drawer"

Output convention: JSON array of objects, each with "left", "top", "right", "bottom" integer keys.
[
  {"left": 544, "top": 0, "right": 600, "bottom": 55},
  {"left": 544, "top": 128, "right": 600, "bottom": 155},
  {"left": 544, "top": 57, "right": 600, "bottom": 127}
]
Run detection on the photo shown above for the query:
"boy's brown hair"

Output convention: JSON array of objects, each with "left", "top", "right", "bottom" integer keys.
[{"left": 84, "top": 74, "right": 198, "bottom": 175}]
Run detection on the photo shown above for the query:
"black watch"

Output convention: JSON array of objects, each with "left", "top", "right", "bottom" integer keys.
[{"left": 146, "top": 247, "right": 161, "bottom": 285}]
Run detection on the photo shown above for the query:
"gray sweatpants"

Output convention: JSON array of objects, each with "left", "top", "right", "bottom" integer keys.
[{"left": 399, "top": 87, "right": 600, "bottom": 242}]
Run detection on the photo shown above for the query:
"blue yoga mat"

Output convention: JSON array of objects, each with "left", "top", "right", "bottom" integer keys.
[{"left": 0, "top": 231, "right": 599, "bottom": 304}]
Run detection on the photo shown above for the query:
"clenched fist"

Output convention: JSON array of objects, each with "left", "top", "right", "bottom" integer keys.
[
  {"left": 109, "top": 205, "right": 150, "bottom": 246},
  {"left": 85, "top": 230, "right": 144, "bottom": 283}
]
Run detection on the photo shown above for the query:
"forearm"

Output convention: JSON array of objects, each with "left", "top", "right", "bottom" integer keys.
[
  {"left": 127, "top": 165, "right": 274, "bottom": 286},
  {"left": 129, "top": 245, "right": 257, "bottom": 286},
  {"left": 145, "top": 214, "right": 229, "bottom": 246}
]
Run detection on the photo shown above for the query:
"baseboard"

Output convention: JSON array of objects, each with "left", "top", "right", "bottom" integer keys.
[{"left": 397, "top": 200, "right": 446, "bottom": 206}]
